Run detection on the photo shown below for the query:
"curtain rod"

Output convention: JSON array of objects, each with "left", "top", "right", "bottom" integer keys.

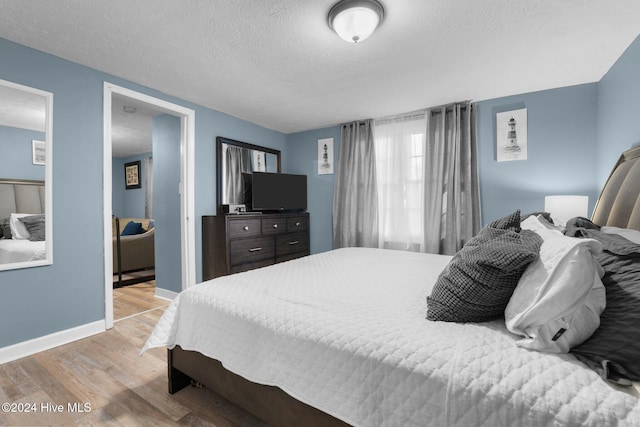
[
  {"left": 342, "top": 119, "right": 372, "bottom": 127},
  {"left": 342, "top": 100, "right": 473, "bottom": 126},
  {"left": 428, "top": 100, "right": 473, "bottom": 115},
  {"left": 374, "top": 109, "right": 427, "bottom": 124}
]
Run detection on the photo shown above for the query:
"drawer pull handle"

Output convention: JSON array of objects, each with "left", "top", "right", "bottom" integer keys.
[
  {"left": 289, "top": 241, "right": 299, "bottom": 245},
  {"left": 243, "top": 226, "right": 250, "bottom": 231},
  {"left": 249, "top": 247, "right": 262, "bottom": 252},
  {"left": 295, "top": 222, "right": 301, "bottom": 227},
  {"left": 272, "top": 224, "right": 278, "bottom": 229}
]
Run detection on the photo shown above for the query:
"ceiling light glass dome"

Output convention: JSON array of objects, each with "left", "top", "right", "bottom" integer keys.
[{"left": 328, "top": 0, "right": 385, "bottom": 43}]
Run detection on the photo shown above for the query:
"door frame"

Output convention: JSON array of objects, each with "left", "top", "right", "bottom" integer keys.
[{"left": 103, "top": 82, "right": 196, "bottom": 329}]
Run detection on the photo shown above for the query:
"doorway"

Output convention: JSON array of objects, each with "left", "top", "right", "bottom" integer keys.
[{"left": 103, "top": 82, "right": 196, "bottom": 330}]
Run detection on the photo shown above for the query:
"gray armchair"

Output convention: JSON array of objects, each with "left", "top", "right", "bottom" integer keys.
[{"left": 112, "top": 218, "right": 155, "bottom": 274}]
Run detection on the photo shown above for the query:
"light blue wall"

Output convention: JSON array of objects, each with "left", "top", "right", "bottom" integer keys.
[
  {"left": 285, "top": 126, "right": 341, "bottom": 254},
  {"left": 0, "top": 125, "right": 46, "bottom": 180},
  {"left": 596, "top": 34, "right": 640, "bottom": 185},
  {"left": 112, "top": 152, "right": 151, "bottom": 219},
  {"left": 0, "top": 37, "right": 286, "bottom": 348},
  {"left": 475, "top": 83, "right": 600, "bottom": 224},
  {"left": 287, "top": 84, "right": 601, "bottom": 239},
  {"left": 153, "top": 115, "right": 182, "bottom": 293},
  {"left": 2, "top": 31, "right": 638, "bottom": 350}
]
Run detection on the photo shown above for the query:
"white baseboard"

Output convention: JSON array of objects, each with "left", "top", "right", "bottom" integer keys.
[
  {"left": 155, "top": 287, "right": 178, "bottom": 301},
  {"left": 0, "top": 320, "right": 105, "bottom": 365}
]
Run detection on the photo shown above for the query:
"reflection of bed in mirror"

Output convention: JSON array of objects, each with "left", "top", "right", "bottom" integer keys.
[{"left": 0, "top": 179, "right": 46, "bottom": 264}]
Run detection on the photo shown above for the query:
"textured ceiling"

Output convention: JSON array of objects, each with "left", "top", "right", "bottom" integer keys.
[
  {"left": 110, "top": 94, "right": 164, "bottom": 158},
  {"left": 0, "top": 84, "right": 46, "bottom": 132},
  {"left": 1, "top": 0, "right": 639, "bottom": 140}
]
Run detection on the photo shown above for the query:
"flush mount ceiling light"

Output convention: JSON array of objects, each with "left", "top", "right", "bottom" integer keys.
[{"left": 328, "top": 0, "right": 385, "bottom": 43}]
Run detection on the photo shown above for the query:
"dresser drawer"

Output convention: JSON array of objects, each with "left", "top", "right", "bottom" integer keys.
[
  {"left": 287, "top": 216, "right": 308, "bottom": 232},
  {"left": 261, "top": 217, "right": 287, "bottom": 235},
  {"left": 276, "top": 232, "right": 309, "bottom": 257},
  {"left": 203, "top": 213, "right": 309, "bottom": 279},
  {"left": 228, "top": 218, "right": 261, "bottom": 239},
  {"left": 229, "top": 236, "right": 275, "bottom": 265}
]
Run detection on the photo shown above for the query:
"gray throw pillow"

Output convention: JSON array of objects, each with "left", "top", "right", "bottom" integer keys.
[
  {"left": 18, "top": 214, "right": 46, "bottom": 241},
  {"left": 2, "top": 224, "right": 11, "bottom": 239},
  {"left": 427, "top": 210, "right": 543, "bottom": 323},
  {"left": 488, "top": 209, "right": 521, "bottom": 231}
]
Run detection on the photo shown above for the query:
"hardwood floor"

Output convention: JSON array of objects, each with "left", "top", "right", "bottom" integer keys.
[
  {"left": 113, "top": 280, "right": 169, "bottom": 321},
  {"left": 0, "top": 305, "right": 269, "bottom": 426}
]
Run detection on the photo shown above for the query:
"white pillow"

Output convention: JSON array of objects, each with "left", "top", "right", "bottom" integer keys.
[
  {"left": 9, "top": 213, "right": 35, "bottom": 240},
  {"left": 601, "top": 226, "right": 640, "bottom": 244},
  {"left": 505, "top": 215, "right": 606, "bottom": 353}
]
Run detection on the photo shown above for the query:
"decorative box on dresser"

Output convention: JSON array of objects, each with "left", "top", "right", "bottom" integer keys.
[{"left": 202, "top": 212, "right": 310, "bottom": 280}]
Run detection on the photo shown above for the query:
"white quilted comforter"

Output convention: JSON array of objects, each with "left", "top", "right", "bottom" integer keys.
[{"left": 143, "top": 247, "right": 640, "bottom": 427}]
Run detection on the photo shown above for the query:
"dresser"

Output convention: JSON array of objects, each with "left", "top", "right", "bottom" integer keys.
[{"left": 202, "top": 212, "right": 310, "bottom": 280}]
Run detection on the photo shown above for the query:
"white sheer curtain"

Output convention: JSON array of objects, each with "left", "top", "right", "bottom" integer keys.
[
  {"left": 374, "top": 111, "right": 427, "bottom": 251},
  {"left": 371, "top": 102, "right": 481, "bottom": 255}
]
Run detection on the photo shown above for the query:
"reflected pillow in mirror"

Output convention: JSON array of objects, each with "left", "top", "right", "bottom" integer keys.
[
  {"left": 19, "top": 214, "right": 45, "bottom": 241},
  {"left": 10, "top": 213, "right": 36, "bottom": 240},
  {"left": 0, "top": 218, "right": 10, "bottom": 239}
]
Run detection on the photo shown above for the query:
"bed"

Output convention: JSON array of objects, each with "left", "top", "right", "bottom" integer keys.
[
  {"left": 0, "top": 179, "right": 46, "bottom": 264},
  {"left": 143, "top": 146, "right": 640, "bottom": 426}
]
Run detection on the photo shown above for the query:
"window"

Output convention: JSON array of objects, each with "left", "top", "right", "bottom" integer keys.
[{"left": 374, "top": 113, "right": 427, "bottom": 251}]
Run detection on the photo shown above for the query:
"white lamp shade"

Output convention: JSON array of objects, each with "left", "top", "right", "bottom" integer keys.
[
  {"left": 544, "top": 195, "right": 589, "bottom": 226},
  {"left": 332, "top": 7, "right": 380, "bottom": 43}
]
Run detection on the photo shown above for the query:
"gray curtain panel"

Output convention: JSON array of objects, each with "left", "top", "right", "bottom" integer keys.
[
  {"left": 423, "top": 102, "right": 481, "bottom": 255},
  {"left": 333, "top": 119, "right": 379, "bottom": 248},
  {"left": 224, "top": 146, "right": 251, "bottom": 204}
]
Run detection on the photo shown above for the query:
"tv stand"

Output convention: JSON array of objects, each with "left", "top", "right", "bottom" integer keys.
[{"left": 202, "top": 212, "right": 310, "bottom": 280}]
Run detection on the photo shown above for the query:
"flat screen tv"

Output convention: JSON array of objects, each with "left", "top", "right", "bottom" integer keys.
[{"left": 251, "top": 172, "right": 307, "bottom": 212}]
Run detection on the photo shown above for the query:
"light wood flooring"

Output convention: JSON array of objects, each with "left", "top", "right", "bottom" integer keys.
[
  {"left": 113, "top": 280, "right": 169, "bottom": 321},
  {"left": 0, "top": 287, "right": 268, "bottom": 426}
]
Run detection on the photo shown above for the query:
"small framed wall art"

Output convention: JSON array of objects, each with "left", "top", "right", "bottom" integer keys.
[
  {"left": 318, "top": 137, "right": 334, "bottom": 175},
  {"left": 496, "top": 108, "right": 527, "bottom": 162},
  {"left": 125, "top": 160, "right": 142, "bottom": 190},
  {"left": 32, "top": 140, "right": 45, "bottom": 165},
  {"left": 253, "top": 150, "right": 266, "bottom": 172}
]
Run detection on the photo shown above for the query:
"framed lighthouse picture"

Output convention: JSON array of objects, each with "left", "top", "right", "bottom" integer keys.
[{"left": 496, "top": 108, "right": 527, "bottom": 162}]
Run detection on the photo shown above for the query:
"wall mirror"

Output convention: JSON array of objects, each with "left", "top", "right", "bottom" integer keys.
[
  {"left": 0, "top": 79, "right": 53, "bottom": 271},
  {"left": 216, "top": 136, "right": 280, "bottom": 214}
]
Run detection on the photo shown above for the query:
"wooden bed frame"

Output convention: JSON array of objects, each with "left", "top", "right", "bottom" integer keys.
[
  {"left": 167, "top": 145, "right": 640, "bottom": 427},
  {"left": 168, "top": 346, "right": 349, "bottom": 426}
]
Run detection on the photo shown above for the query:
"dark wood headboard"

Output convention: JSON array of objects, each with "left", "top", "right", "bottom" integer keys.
[{"left": 591, "top": 145, "right": 640, "bottom": 231}]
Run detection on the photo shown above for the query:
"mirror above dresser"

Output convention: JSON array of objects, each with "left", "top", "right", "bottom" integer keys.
[{"left": 216, "top": 136, "right": 281, "bottom": 214}]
